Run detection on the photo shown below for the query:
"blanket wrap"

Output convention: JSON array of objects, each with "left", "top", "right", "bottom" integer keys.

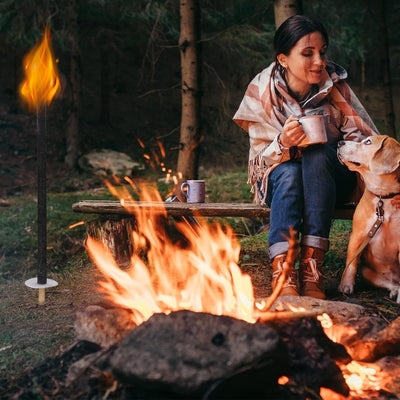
[{"left": 233, "top": 62, "right": 378, "bottom": 204}]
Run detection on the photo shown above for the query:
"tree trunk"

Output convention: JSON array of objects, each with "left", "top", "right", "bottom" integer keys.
[
  {"left": 377, "top": 0, "right": 396, "bottom": 138},
  {"left": 64, "top": 0, "right": 81, "bottom": 168},
  {"left": 273, "top": 0, "right": 300, "bottom": 30},
  {"left": 176, "top": 0, "right": 202, "bottom": 181},
  {"left": 100, "top": 37, "right": 111, "bottom": 124},
  {"left": 87, "top": 217, "right": 137, "bottom": 267}
]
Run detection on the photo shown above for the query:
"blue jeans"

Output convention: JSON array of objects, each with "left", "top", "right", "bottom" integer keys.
[{"left": 265, "top": 144, "right": 356, "bottom": 259}]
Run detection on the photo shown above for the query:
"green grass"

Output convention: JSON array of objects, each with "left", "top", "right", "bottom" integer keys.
[
  {"left": 0, "top": 190, "right": 113, "bottom": 278},
  {"left": 204, "top": 170, "right": 253, "bottom": 203}
]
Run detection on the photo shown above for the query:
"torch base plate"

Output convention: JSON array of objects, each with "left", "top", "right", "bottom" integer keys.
[{"left": 25, "top": 277, "right": 58, "bottom": 289}]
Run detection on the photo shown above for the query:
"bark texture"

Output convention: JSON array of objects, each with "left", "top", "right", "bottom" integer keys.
[
  {"left": 177, "top": 0, "right": 202, "bottom": 180},
  {"left": 273, "top": 0, "right": 299, "bottom": 30},
  {"left": 64, "top": 0, "right": 81, "bottom": 169},
  {"left": 377, "top": 0, "right": 396, "bottom": 138}
]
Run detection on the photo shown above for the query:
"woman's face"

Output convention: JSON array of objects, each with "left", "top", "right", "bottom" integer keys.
[{"left": 278, "top": 32, "right": 328, "bottom": 95}]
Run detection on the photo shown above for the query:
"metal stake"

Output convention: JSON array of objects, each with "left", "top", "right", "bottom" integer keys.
[
  {"left": 37, "top": 105, "right": 47, "bottom": 284},
  {"left": 25, "top": 105, "right": 58, "bottom": 303}
]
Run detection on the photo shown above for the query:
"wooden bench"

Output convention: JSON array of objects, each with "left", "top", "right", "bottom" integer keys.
[
  {"left": 72, "top": 200, "right": 355, "bottom": 265},
  {"left": 72, "top": 200, "right": 356, "bottom": 220}
]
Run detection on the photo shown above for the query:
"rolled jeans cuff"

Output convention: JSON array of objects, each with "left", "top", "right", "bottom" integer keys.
[
  {"left": 268, "top": 241, "right": 290, "bottom": 260},
  {"left": 301, "top": 235, "right": 330, "bottom": 252}
]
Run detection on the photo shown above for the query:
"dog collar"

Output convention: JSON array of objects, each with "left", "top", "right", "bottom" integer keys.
[{"left": 378, "top": 191, "right": 400, "bottom": 199}]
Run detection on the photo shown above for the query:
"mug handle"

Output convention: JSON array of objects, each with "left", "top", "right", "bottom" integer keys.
[{"left": 181, "top": 182, "right": 189, "bottom": 200}]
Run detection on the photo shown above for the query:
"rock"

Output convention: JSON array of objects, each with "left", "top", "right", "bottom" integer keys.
[
  {"left": 107, "top": 310, "right": 285, "bottom": 397},
  {"left": 105, "top": 310, "right": 349, "bottom": 398},
  {"left": 74, "top": 305, "right": 136, "bottom": 348},
  {"left": 78, "top": 149, "right": 144, "bottom": 178}
]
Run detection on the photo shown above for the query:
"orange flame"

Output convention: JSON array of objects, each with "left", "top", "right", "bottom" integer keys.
[
  {"left": 20, "top": 26, "right": 61, "bottom": 110},
  {"left": 86, "top": 183, "right": 255, "bottom": 326},
  {"left": 341, "top": 361, "right": 380, "bottom": 393}
]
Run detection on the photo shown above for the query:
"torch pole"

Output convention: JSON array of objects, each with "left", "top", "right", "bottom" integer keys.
[
  {"left": 37, "top": 105, "right": 47, "bottom": 285},
  {"left": 25, "top": 105, "right": 57, "bottom": 304},
  {"left": 22, "top": 24, "right": 59, "bottom": 303}
]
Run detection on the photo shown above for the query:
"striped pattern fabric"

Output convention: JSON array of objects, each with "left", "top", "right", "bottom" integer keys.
[{"left": 233, "top": 61, "right": 378, "bottom": 204}]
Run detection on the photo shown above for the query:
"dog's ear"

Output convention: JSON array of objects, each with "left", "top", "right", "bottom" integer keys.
[{"left": 370, "top": 136, "right": 400, "bottom": 175}]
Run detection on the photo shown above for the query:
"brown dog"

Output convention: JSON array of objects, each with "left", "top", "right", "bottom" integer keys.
[{"left": 337, "top": 135, "right": 400, "bottom": 302}]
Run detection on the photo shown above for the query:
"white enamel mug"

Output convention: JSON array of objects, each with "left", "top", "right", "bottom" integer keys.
[
  {"left": 298, "top": 115, "right": 328, "bottom": 147},
  {"left": 181, "top": 180, "right": 205, "bottom": 203}
]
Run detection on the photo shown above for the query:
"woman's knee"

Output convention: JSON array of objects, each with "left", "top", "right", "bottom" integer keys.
[
  {"left": 270, "top": 161, "right": 302, "bottom": 189},
  {"left": 302, "top": 144, "right": 336, "bottom": 170}
]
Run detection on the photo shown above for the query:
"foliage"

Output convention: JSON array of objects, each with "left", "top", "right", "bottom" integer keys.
[
  {"left": 200, "top": 1, "right": 276, "bottom": 78},
  {"left": 0, "top": 0, "right": 51, "bottom": 46}
]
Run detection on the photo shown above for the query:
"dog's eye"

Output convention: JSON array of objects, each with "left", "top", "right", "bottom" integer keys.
[{"left": 364, "top": 139, "right": 372, "bottom": 145}]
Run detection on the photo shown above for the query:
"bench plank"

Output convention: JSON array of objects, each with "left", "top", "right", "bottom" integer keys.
[
  {"left": 72, "top": 200, "right": 354, "bottom": 220},
  {"left": 72, "top": 200, "right": 271, "bottom": 218}
]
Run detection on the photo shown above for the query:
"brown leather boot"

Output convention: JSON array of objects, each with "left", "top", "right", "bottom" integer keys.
[
  {"left": 299, "top": 246, "right": 326, "bottom": 299},
  {"left": 271, "top": 254, "right": 299, "bottom": 296}
]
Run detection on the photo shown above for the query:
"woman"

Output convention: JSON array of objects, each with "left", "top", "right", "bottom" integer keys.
[{"left": 233, "top": 15, "right": 378, "bottom": 299}]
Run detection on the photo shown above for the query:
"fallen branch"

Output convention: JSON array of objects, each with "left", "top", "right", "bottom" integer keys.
[{"left": 256, "top": 309, "right": 323, "bottom": 323}]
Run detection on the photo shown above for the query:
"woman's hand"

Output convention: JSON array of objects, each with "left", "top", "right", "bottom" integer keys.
[{"left": 280, "top": 115, "right": 306, "bottom": 147}]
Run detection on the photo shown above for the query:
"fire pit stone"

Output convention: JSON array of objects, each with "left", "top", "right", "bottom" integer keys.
[
  {"left": 74, "top": 304, "right": 136, "bottom": 348},
  {"left": 106, "top": 310, "right": 285, "bottom": 396},
  {"left": 102, "top": 309, "right": 350, "bottom": 398}
]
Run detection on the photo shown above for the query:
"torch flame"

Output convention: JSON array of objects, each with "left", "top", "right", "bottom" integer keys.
[{"left": 20, "top": 26, "right": 61, "bottom": 110}]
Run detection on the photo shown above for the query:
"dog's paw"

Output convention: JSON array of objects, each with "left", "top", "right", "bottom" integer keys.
[
  {"left": 389, "top": 287, "right": 400, "bottom": 303},
  {"left": 338, "top": 281, "right": 354, "bottom": 295}
]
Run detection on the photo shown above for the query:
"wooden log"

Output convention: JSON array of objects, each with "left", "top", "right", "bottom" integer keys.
[
  {"left": 86, "top": 216, "right": 137, "bottom": 267},
  {"left": 73, "top": 200, "right": 270, "bottom": 218},
  {"left": 72, "top": 200, "right": 355, "bottom": 220}
]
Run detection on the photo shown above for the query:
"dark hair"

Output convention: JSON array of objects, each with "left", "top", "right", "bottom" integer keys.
[{"left": 274, "top": 15, "right": 329, "bottom": 58}]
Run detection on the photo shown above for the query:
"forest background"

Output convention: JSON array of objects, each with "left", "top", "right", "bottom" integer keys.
[
  {"left": 1, "top": 0, "right": 400, "bottom": 391},
  {"left": 0, "top": 0, "right": 399, "bottom": 198}
]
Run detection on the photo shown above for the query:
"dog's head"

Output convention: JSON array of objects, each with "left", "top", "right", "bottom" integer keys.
[{"left": 337, "top": 135, "right": 400, "bottom": 192}]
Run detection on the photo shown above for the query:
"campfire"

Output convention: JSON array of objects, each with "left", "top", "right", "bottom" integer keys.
[
  {"left": 87, "top": 183, "right": 255, "bottom": 326},
  {"left": 69, "top": 180, "right": 400, "bottom": 399}
]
